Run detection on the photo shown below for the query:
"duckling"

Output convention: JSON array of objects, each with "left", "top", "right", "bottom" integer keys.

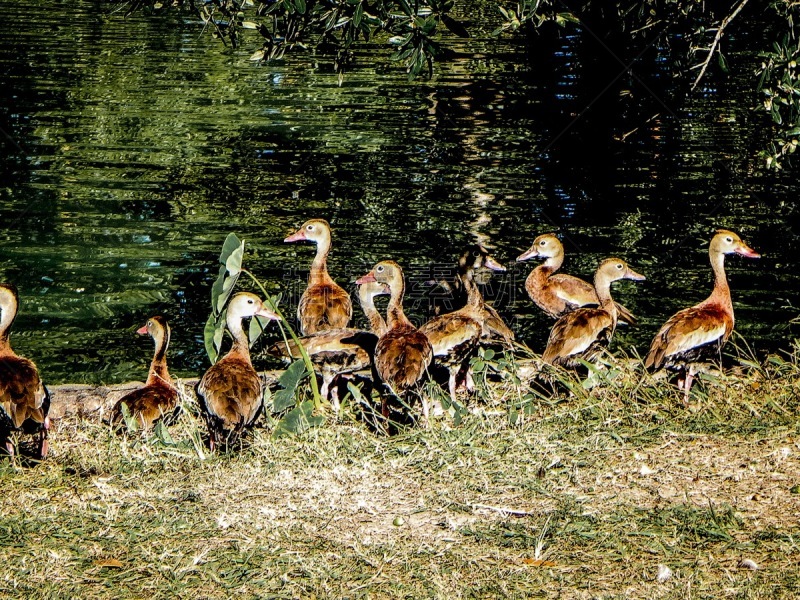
[
  {"left": 284, "top": 218, "right": 352, "bottom": 335},
  {"left": 0, "top": 284, "right": 49, "bottom": 459},
  {"left": 110, "top": 316, "right": 179, "bottom": 430},
  {"left": 645, "top": 229, "right": 760, "bottom": 402},
  {"left": 357, "top": 261, "right": 433, "bottom": 424},
  {"left": 518, "top": 233, "right": 637, "bottom": 325},
  {"left": 543, "top": 259, "right": 645, "bottom": 368},
  {"left": 196, "top": 293, "right": 280, "bottom": 450},
  {"left": 266, "top": 281, "right": 389, "bottom": 413}
]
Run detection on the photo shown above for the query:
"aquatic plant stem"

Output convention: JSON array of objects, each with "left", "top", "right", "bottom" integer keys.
[{"left": 241, "top": 268, "right": 323, "bottom": 411}]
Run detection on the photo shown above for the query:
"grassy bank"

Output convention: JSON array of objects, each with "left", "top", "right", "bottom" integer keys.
[{"left": 0, "top": 347, "right": 799, "bottom": 599}]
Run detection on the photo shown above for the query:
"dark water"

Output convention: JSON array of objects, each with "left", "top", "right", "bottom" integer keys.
[{"left": 1, "top": 1, "right": 797, "bottom": 384}]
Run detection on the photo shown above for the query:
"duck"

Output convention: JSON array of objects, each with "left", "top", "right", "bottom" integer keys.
[
  {"left": 517, "top": 233, "right": 637, "bottom": 325},
  {"left": 543, "top": 258, "right": 645, "bottom": 368},
  {"left": 266, "top": 280, "right": 389, "bottom": 412},
  {"left": 445, "top": 244, "right": 515, "bottom": 348},
  {"left": 284, "top": 218, "right": 352, "bottom": 335},
  {"left": 0, "top": 284, "right": 50, "bottom": 459},
  {"left": 196, "top": 292, "right": 280, "bottom": 450},
  {"left": 356, "top": 261, "right": 433, "bottom": 424},
  {"left": 109, "top": 316, "right": 179, "bottom": 431},
  {"left": 645, "top": 229, "right": 760, "bottom": 402}
]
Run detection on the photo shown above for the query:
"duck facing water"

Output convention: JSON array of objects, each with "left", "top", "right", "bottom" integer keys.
[{"left": 0, "top": 284, "right": 50, "bottom": 459}]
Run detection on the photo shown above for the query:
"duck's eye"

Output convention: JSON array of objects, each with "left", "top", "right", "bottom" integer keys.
[
  {"left": 539, "top": 240, "right": 547, "bottom": 246},
  {"left": 306, "top": 225, "right": 314, "bottom": 231},
  {"left": 472, "top": 250, "right": 481, "bottom": 257},
  {"left": 247, "top": 298, "right": 254, "bottom": 304},
  {"left": 616, "top": 263, "right": 623, "bottom": 270},
  {"left": 376, "top": 265, "right": 385, "bottom": 273},
  {"left": 725, "top": 236, "right": 733, "bottom": 243}
]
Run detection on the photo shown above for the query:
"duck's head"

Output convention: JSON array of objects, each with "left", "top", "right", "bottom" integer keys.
[
  {"left": 284, "top": 219, "right": 332, "bottom": 245},
  {"left": 227, "top": 292, "right": 282, "bottom": 322},
  {"left": 596, "top": 258, "right": 646, "bottom": 284},
  {"left": 356, "top": 260, "right": 404, "bottom": 295},
  {"left": 137, "top": 315, "right": 169, "bottom": 337},
  {"left": 517, "top": 233, "right": 563, "bottom": 262},
  {"left": 711, "top": 229, "right": 760, "bottom": 259},
  {"left": 459, "top": 244, "right": 506, "bottom": 273}
]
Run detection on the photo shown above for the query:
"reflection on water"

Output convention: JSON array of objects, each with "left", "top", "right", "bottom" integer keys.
[{"left": 0, "top": 1, "right": 798, "bottom": 384}]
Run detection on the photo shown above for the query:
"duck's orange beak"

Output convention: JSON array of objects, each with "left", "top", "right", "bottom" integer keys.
[
  {"left": 625, "top": 267, "right": 646, "bottom": 281},
  {"left": 356, "top": 271, "right": 377, "bottom": 285},
  {"left": 484, "top": 256, "right": 506, "bottom": 271},
  {"left": 284, "top": 229, "right": 306, "bottom": 243},
  {"left": 136, "top": 324, "right": 149, "bottom": 335}
]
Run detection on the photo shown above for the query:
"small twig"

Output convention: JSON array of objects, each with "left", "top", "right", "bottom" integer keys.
[
  {"left": 471, "top": 503, "right": 536, "bottom": 517},
  {"left": 691, "top": 0, "right": 751, "bottom": 90}
]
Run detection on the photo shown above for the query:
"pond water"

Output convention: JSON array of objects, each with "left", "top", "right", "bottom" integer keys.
[{"left": 1, "top": 1, "right": 798, "bottom": 384}]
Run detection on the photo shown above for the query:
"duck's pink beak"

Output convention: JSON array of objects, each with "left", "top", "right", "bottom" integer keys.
[
  {"left": 284, "top": 229, "right": 306, "bottom": 243},
  {"left": 484, "top": 256, "right": 506, "bottom": 272},
  {"left": 256, "top": 307, "right": 282, "bottom": 321},
  {"left": 356, "top": 271, "right": 377, "bottom": 285},
  {"left": 735, "top": 244, "right": 760, "bottom": 259},
  {"left": 516, "top": 246, "right": 539, "bottom": 262},
  {"left": 136, "top": 324, "right": 149, "bottom": 335},
  {"left": 625, "top": 268, "right": 646, "bottom": 282}
]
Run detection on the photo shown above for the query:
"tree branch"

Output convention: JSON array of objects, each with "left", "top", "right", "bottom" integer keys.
[{"left": 691, "top": 0, "right": 751, "bottom": 91}]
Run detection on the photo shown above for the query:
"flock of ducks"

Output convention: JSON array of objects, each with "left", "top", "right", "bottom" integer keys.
[{"left": 0, "top": 221, "right": 760, "bottom": 457}]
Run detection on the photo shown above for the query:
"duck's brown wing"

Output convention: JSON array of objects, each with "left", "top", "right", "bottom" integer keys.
[
  {"left": 543, "top": 308, "right": 613, "bottom": 365},
  {"left": 0, "top": 356, "right": 48, "bottom": 429},
  {"left": 645, "top": 304, "right": 731, "bottom": 370},
  {"left": 419, "top": 314, "right": 481, "bottom": 367},
  {"left": 298, "top": 283, "right": 353, "bottom": 334},
  {"left": 196, "top": 357, "right": 263, "bottom": 432},
  {"left": 376, "top": 328, "right": 433, "bottom": 393},
  {"left": 112, "top": 383, "right": 180, "bottom": 429}
]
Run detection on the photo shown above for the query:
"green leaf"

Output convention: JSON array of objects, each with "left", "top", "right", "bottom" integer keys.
[
  {"left": 120, "top": 402, "right": 138, "bottom": 433},
  {"left": 294, "top": 0, "right": 306, "bottom": 15},
  {"left": 224, "top": 240, "right": 245, "bottom": 277},
  {"left": 272, "top": 400, "right": 325, "bottom": 438},
  {"left": 204, "top": 313, "right": 220, "bottom": 364},
  {"left": 154, "top": 419, "right": 176, "bottom": 446},
  {"left": 717, "top": 51, "right": 729, "bottom": 74},
  {"left": 273, "top": 359, "right": 309, "bottom": 412}
]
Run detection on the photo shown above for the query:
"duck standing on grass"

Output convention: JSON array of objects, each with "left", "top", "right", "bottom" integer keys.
[
  {"left": 196, "top": 293, "right": 281, "bottom": 451},
  {"left": 0, "top": 283, "right": 50, "bottom": 459},
  {"left": 266, "top": 281, "right": 388, "bottom": 413},
  {"left": 284, "top": 218, "right": 352, "bottom": 335},
  {"left": 645, "top": 229, "right": 760, "bottom": 402},
  {"left": 357, "top": 261, "right": 433, "bottom": 425},
  {"left": 543, "top": 258, "right": 645, "bottom": 369},
  {"left": 109, "top": 316, "right": 180, "bottom": 431},
  {"left": 518, "top": 233, "right": 637, "bottom": 325}
]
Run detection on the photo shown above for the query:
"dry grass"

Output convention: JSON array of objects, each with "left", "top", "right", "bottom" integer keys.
[{"left": 1, "top": 348, "right": 799, "bottom": 599}]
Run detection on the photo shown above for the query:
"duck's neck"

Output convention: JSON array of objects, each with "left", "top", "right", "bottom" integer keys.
[
  {"left": 460, "top": 268, "right": 484, "bottom": 309},
  {"left": 359, "top": 291, "right": 387, "bottom": 335},
  {"left": 541, "top": 250, "right": 564, "bottom": 274},
  {"left": 0, "top": 298, "right": 17, "bottom": 355},
  {"left": 593, "top": 272, "right": 617, "bottom": 317},
  {"left": 309, "top": 234, "right": 333, "bottom": 286},
  {"left": 226, "top": 313, "right": 252, "bottom": 362},
  {"left": 708, "top": 250, "right": 733, "bottom": 313},
  {"left": 146, "top": 328, "right": 172, "bottom": 386},
  {"left": 387, "top": 279, "right": 412, "bottom": 329}
]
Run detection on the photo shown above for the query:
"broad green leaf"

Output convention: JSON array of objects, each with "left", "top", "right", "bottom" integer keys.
[
  {"left": 120, "top": 402, "right": 138, "bottom": 433},
  {"left": 154, "top": 419, "right": 176, "bottom": 446},
  {"left": 218, "top": 233, "right": 243, "bottom": 267},
  {"left": 272, "top": 400, "right": 325, "bottom": 438},
  {"left": 213, "top": 308, "right": 228, "bottom": 359},
  {"left": 294, "top": 0, "right": 306, "bottom": 15},
  {"left": 217, "top": 274, "right": 240, "bottom": 313},
  {"left": 210, "top": 263, "right": 227, "bottom": 316},
  {"left": 224, "top": 239, "right": 245, "bottom": 276},
  {"left": 441, "top": 15, "right": 470, "bottom": 38},
  {"left": 204, "top": 312, "right": 220, "bottom": 364},
  {"left": 272, "top": 359, "right": 309, "bottom": 412}
]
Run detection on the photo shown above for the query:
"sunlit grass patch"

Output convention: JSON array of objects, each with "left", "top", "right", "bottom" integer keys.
[{"left": 0, "top": 348, "right": 799, "bottom": 598}]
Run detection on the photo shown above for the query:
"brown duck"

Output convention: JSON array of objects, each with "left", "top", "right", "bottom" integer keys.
[
  {"left": 543, "top": 259, "right": 645, "bottom": 368},
  {"left": 267, "top": 280, "right": 388, "bottom": 412},
  {"left": 0, "top": 284, "right": 50, "bottom": 459},
  {"left": 110, "top": 316, "right": 179, "bottom": 430},
  {"left": 645, "top": 229, "right": 759, "bottom": 402},
  {"left": 357, "top": 261, "right": 433, "bottom": 424},
  {"left": 284, "top": 218, "right": 352, "bottom": 335},
  {"left": 196, "top": 292, "right": 280, "bottom": 450},
  {"left": 518, "top": 233, "right": 637, "bottom": 325}
]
